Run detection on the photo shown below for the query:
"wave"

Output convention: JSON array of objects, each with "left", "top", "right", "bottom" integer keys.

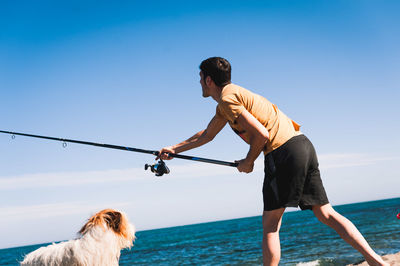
[{"left": 296, "top": 260, "right": 319, "bottom": 266}]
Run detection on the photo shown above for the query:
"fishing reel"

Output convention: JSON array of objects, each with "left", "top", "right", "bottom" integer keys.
[{"left": 145, "top": 159, "right": 170, "bottom": 176}]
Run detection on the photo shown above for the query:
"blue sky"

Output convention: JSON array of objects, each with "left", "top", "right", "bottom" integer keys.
[{"left": 0, "top": 1, "right": 399, "bottom": 249}]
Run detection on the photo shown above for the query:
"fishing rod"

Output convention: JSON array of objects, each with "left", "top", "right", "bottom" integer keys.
[{"left": 0, "top": 130, "right": 238, "bottom": 176}]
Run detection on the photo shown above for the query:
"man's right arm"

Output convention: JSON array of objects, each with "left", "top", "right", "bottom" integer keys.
[{"left": 158, "top": 115, "right": 227, "bottom": 159}]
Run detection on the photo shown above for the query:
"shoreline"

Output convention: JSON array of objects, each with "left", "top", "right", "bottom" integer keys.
[{"left": 348, "top": 251, "right": 400, "bottom": 266}]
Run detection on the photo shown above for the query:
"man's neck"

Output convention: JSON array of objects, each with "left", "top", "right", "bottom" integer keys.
[
  {"left": 211, "top": 84, "right": 230, "bottom": 102},
  {"left": 210, "top": 88, "right": 222, "bottom": 102}
]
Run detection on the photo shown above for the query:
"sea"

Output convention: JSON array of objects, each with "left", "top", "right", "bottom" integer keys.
[{"left": 1, "top": 198, "right": 399, "bottom": 266}]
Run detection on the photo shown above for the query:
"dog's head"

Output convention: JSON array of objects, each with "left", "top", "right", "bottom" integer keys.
[{"left": 79, "top": 209, "right": 136, "bottom": 249}]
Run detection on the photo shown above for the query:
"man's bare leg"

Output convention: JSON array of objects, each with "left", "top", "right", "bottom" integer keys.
[
  {"left": 262, "top": 208, "right": 285, "bottom": 266},
  {"left": 312, "top": 204, "right": 388, "bottom": 266}
]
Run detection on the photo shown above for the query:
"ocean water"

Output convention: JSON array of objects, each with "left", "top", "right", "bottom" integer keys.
[{"left": 1, "top": 198, "right": 399, "bottom": 265}]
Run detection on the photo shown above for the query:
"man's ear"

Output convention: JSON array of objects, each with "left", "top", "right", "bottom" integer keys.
[{"left": 205, "top": 76, "right": 213, "bottom": 87}]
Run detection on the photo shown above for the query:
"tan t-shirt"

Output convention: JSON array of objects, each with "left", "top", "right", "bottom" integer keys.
[{"left": 216, "top": 84, "right": 301, "bottom": 154}]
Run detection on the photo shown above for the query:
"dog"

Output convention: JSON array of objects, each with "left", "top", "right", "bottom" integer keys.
[{"left": 21, "top": 209, "right": 136, "bottom": 266}]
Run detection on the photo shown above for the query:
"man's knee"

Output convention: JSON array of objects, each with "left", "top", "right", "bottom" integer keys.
[
  {"left": 262, "top": 209, "right": 285, "bottom": 233},
  {"left": 312, "top": 204, "right": 336, "bottom": 225}
]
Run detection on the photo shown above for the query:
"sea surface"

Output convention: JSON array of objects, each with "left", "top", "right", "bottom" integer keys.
[{"left": 1, "top": 198, "right": 399, "bottom": 265}]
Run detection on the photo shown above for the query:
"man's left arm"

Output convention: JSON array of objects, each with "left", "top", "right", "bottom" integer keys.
[{"left": 235, "top": 109, "right": 269, "bottom": 173}]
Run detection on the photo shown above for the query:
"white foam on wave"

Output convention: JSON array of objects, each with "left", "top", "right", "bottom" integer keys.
[{"left": 296, "top": 260, "right": 319, "bottom": 266}]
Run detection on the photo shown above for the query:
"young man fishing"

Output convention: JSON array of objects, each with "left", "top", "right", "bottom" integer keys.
[{"left": 158, "top": 57, "right": 387, "bottom": 266}]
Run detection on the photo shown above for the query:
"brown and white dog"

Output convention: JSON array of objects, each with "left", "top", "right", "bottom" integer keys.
[{"left": 21, "top": 209, "right": 136, "bottom": 266}]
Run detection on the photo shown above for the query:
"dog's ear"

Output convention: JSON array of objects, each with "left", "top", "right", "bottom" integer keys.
[
  {"left": 104, "top": 210, "right": 122, "bottom": 233},
  {"left": 79, "top": 209, "right": 119, "bottom": 235},
  {"left": 78, "top": 209, "right": 128, "bottom": 237}
]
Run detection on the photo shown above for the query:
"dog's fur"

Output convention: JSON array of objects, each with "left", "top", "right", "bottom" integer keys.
[{"left": 21, "top": 209, "right": 136, "bottom": 266}]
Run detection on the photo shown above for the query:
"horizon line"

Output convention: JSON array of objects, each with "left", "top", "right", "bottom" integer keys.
[{"left": 1, "top": 196, "right": 398, "bottom": 251}]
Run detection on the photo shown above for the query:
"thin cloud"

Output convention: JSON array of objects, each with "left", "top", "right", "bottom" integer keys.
[
  {"left": 0, "top": 153, "right": 398, "bottom": 190},
  {"left": 0, "top": 201, "right": 132, "bottom": 221},
  {"left": 318, "top": 153, "right": 400, "bottom": 170},
  {"left": 0, "top": 162, "right": 240, "bottom": 190},
  {"left": 0, "top": 168, "right": 145, "bottom": 190}
]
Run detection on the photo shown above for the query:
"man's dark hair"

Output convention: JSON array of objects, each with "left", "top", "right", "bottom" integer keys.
[{"left": 199, "top": 57, "right": 231, "bottom": 87}]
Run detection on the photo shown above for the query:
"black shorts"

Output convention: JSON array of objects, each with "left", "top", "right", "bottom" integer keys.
[{"left": 263, "top": 134, "right": 329, "bottom": 211}]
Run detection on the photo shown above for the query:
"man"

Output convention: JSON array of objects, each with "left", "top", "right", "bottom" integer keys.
[{"left": 158, "top": 57, "right": 387, "bottom": 266}]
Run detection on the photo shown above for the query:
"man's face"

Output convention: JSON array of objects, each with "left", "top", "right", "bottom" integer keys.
[{"left": 199, "top": 71, "right": 210, "bottom": 98}]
